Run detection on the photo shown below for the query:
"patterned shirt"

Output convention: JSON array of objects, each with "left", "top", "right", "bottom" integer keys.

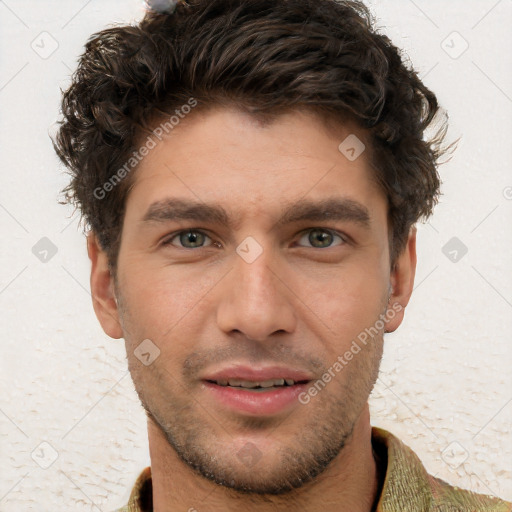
[{"left": 113, "top": 427, "right": 511, "bottom": 512}]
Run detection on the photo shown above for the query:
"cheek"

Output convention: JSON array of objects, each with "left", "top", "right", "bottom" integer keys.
[
  {"left": 118, "top": 260, "right": 220, "bottom": 340},
  {"left": 298, "top": 263, "right": 388, "bottom": 340}
]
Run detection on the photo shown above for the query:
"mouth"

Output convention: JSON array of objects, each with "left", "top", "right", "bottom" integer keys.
[
  {"left": 201, "top": 372, "right": 312, "bottom": 415},
  {"left": 204, "top": 377, "right": 310, "bottom": 391}
]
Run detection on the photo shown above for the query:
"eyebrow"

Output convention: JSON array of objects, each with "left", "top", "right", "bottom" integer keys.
[
  {"left": 142, "top": 199, "right": 231, "bottom": 226},
  {"left": 141, "top": 197, "right": 371, "bottom": 230},
  {"left": 276, "top": 198, "right": 371, "bottom": 228}
]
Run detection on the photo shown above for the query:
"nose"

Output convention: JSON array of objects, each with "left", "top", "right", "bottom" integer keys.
[{"left": 216, "top": 249, "right": 297, "bottom": 341}]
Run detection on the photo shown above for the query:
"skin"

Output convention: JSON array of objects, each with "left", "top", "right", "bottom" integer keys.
[{"left": 88, "top": 107, "right": 417, "bottom": 512}]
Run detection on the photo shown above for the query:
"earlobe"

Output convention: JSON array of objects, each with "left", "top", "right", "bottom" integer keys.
[
  {"left": 385, "top": 226, "right": 417, "bottom": 333},
  {"left": 87, "top": 232, "right": 124, "bottom": 339}
]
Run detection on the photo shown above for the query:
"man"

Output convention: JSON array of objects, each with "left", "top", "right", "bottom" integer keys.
[{"left": 53, "top": 0, "right": 511, "bottom": 510}]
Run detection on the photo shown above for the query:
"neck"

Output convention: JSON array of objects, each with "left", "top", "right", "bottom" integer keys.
[{"left": 149, "top": 405, "right": 379, "bottom": 512}]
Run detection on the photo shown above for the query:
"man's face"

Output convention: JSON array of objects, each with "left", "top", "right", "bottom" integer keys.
[{"left": 100, "top": 108, "right": 403, "bottom": 494}]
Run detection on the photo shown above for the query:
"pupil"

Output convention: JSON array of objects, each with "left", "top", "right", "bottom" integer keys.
[
  {"left": 309, "top": 230, "right": 332, "bottom": 248},
  {"left": 181, "top": 231, "right": 204, "bottom": 247}
]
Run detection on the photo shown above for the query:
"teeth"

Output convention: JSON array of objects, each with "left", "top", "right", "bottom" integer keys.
[
  {"left": 238, "top": 380, "right": 259, "bottom": 389},
  {"left": 259, "top": 378, "right": 284, "bottom": 388},
  {"left": 214, "top": 378, "right": 295, "bottom": 388}
]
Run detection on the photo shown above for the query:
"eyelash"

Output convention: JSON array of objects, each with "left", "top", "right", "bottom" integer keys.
[{"left": 161, "top": 228, "right": 347, "bottom": 249}]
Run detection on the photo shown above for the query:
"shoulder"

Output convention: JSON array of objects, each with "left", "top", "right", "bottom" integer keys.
[
  {"left": 428, "top": 474, "right": 511, "bottom": 512},
  {"left": 372, "top": 427, "right": 511, "bottom": 512}
]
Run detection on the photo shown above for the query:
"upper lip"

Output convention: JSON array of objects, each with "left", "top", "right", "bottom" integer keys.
[{"left": 202, "top": 365, "right": 314, "bottom": 383}]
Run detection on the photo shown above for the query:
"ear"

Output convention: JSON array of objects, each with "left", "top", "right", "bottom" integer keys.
[
  {"left": 87, "top": 232, "right": 123, "bottom": 339},
  {"left": 385, "top": 226, "right": 417, "bottom": 333}
]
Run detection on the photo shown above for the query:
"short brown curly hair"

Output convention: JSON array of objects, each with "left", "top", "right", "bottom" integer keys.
[{"left": 53, "top": 0, "right": 451, "bottom": 272}]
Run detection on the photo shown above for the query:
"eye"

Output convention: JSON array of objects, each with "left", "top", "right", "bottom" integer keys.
[
  {"left": 164, "top": 230, "right": 213, "bottom": 249},
  {"left": 296, "top": 228, "right": 345, "bottom": 248}
]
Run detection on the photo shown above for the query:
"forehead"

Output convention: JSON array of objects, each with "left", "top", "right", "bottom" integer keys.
[{"left": 124, "top": 107, "right": 385, "bottom": 225}]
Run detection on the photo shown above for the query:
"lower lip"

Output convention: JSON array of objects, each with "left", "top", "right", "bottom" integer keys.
[{"left": 202, "top": 381, "right": 310, "bottom": 416}]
